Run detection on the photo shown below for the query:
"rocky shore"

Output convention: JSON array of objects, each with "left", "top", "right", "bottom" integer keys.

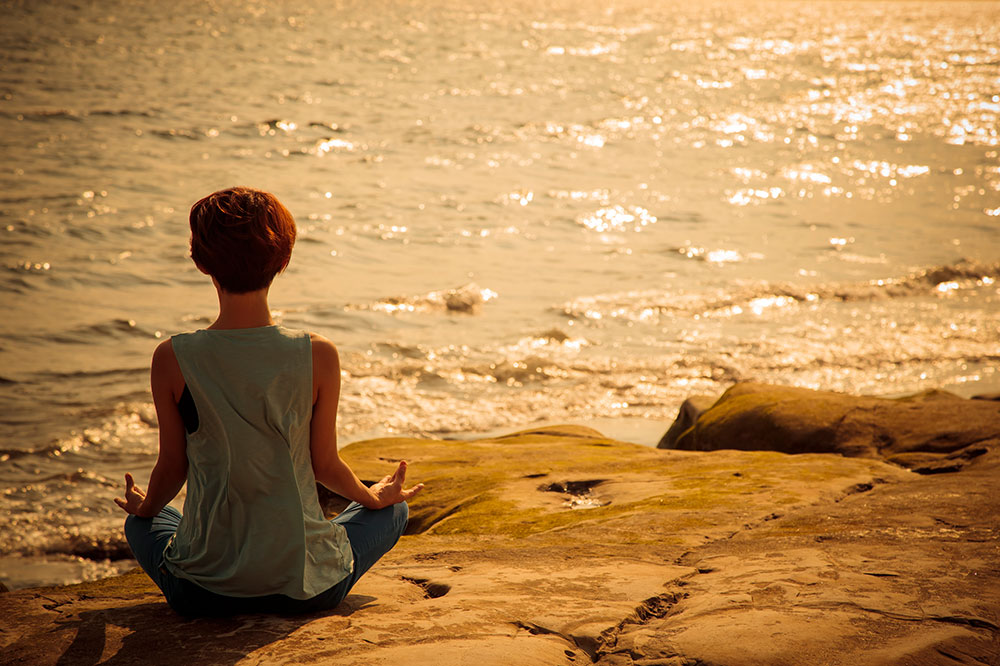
[{"left": 1, "top": 383, "right": 998, "bottom": 665}]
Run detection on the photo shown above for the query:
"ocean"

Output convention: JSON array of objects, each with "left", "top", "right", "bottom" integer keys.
[{"left": 1, "top": 0, "right": 998, "bottom": 590}]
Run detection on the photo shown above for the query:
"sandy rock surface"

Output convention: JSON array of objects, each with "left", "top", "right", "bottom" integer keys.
[{"left": 1, "top": 417, "right": 998, "bottom": 665}]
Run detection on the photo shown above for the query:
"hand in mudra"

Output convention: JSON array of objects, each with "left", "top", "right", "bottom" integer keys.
[
  {"left": 114, "top": 473, "right": 147, "bottom": 515},
  {"left": 370, "top": 461, "right": 423, "bottom": 509}
]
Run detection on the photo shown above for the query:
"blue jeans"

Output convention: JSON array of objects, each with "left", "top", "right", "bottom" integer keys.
[{"left": 124, "top": 501, "right": 408, "bottom": 616}]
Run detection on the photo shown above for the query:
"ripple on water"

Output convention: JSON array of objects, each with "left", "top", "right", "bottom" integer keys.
[
  {"left": 349, "top": 283, "right": 499, "bottom": 316},
  {"left": 576, "top": 205, "right": 656, "bottom": 233}
]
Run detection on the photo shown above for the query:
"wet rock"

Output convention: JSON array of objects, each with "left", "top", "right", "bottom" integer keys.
[{"left": 669, "top": 382, "right": 1000, "bottom": 469}]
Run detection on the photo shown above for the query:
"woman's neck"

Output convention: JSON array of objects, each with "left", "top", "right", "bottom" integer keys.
[{"left": 208, "top": 285, "right": 274, "bottom": 330}]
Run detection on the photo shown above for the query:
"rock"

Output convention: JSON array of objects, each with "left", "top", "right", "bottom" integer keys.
[
  {"left": 972, "top": 392, "right": 1000, "bottom": 401},
  {"left": 1, "top": 424, "right": 997, "bottom": 665},
  {"left": 603, "top": 448, "right": 1000, "bottom": 666},
  {"left": 656, "top": 394, "right": 718, "bottom": 449},
  {"left": 671, "top": 382, "right": 1000, "bottom": 470}
]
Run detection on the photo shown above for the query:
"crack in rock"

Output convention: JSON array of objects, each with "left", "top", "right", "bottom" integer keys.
[
  {"left": 36, "top": 594, "right": 70, "bottom": 612},
  {"left": 800, "top": 601, "right": 1000, "bottom": 633},
  {"left": 400, "top": 575, "right": 450, "bottom": 599},
  {"left": 595, "top": 592, "right": 685, "bottom": 661},
  {"left": 512, "top": 620, "right": 591, "bottom": 657},
  {"left": 511, "top": 592, "right": 685, "bottom": 663}
]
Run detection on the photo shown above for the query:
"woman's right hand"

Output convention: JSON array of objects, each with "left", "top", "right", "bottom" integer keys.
[
  {"left": 370, "top": 461, "right": 424, "bottom": 509},
  {"left": 114, "top": 473, "right": 147, "bottom": 515}
]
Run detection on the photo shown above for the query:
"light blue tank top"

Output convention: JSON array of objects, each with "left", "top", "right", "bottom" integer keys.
[{"left": 163, "top": 325, "right": 353, "bottom": 599}]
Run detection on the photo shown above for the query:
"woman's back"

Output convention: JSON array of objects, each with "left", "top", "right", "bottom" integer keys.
[{"left": 165, "top": 326, "right": 352, "bottom": 599}]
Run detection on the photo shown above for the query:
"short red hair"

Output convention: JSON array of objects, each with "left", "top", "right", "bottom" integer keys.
[{"left": 189, "top": 187, "right": 296, "bottom": 293}]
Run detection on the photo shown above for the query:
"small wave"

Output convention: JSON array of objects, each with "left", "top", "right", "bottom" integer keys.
[
  {"left": 669, "top": 245, "right": 763, "bottom": 264},
  {"left": 314, "top": 137, "right": 356, "bottom": 154},
  {"left": 371, "top": 341, "right": 427, "bottom": 360},
  {"left": 257, "top": 118, "right": 301, "bottom": 134},
  {"left": 0, "top": 396, "right": 157, "bottom": 464},
  {"left": 351, "top": 283, "right": 498, "bottom": 315},
  {"left": 30, "top": 469, "right": 120, "bottom": 487},
  {"left": 3, "top": 107, "right": 159, "bottom": 123},
  {"left": 32, "top": 366, "right": 148, "bottom": 382},
  {"left": 577, "top": 205, "right": 657, "bottom": 233},
  {"left": 89, "top": 318, "right": 159, "bottom": 338},
  {"left": 2, "top": 523, "right": 132, "bottom": 561},
  {"left": 181, "top": 313, "right": 214, "bottom": 325},
  {"left": 250, "top": 118, "right": 352, "bottom": 140},
  {"left": 308, "top": 121, "right": 346, "bottom": 132},
  {"left": 557, "top": 259, "right": 1000, "bottom": 323},
  {"left": 2, "top": 108, "right": 85, "bottom": 122},
  {"left": 0, "top": 400, "right": 156, "bottom": 462},
  {"left": 537, "top": 328, "right": 574, "bottom": 343},
  {"left": 0, "top": 444, "right": 64, "bottom": 461},
  {"left": 0, "top": 193, "right": 77, "bottom": 208},
  {"left": 490, "top": 356, "right": 567, "bottom": 385},
  {"left": 55, "top": 533, "right": 133, "bottom": 561},
  {"left": 89, "top": 108, "right": 160, "bottom": 118},
  {"left": 0, "top": 274, "right": 37, "bottom": 295},
  {"left": 501, "top": 329, "right": 590, "bottom": 356},
  {"left": 0, "top": 460, "right": 157, "bottom": 561},
  {"left": 548, "top": 188, "right": 611, "bottom": 203},
  {"left": 22, "top": 318, "right": 161, "bottom": 347},
  {"left": 833, "top": 252, "right": 888, "bottom": 265},
  {"left": 150, "top": 127, "right": 202, "bottom": 141}
]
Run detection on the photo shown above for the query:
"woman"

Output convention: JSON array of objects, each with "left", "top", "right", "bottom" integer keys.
[{"left": 115, "top": 186, "right": 422, "bottom": 616}]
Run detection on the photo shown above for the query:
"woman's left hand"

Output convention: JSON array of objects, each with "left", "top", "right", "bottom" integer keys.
[
  {"left": 370, "top": 461, "right": 424, "bottom": 509},
  {"left": 114, "top": 473, "right": 147, "bottom": 515}
]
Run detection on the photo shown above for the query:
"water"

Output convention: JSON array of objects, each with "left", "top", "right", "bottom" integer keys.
[{"left": 1, "top": 0, "right": 998, "bottom": 590}]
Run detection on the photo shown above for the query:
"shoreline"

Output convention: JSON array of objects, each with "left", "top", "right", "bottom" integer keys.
[
  {"left": 3, "top": 379, "right": 1000, "bottom": 593},
  {"left": 2, "top": 391, "right": 996, "bottom": 665},
  {"left": 0, "top": 415, "right": 674, "bottom": 594}
]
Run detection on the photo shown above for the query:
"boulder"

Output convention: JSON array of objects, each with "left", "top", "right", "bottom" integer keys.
[
  {"left": 667, "top": 382, "right": 1000, "bottom": 470},
  {"left": 1, "top": 423, "right": 998, "bottom": 665},
  {"left": 656, "top": 394, "right": 718, "bottom": 450}
]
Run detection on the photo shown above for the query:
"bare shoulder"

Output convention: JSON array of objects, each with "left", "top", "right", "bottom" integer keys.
[
  {"left": 308, "top": 333, "right": 341, "bottom": 404},
  {"left": 308, "top": 332, "right": 340, "bottom": 371},
  {"left": 151, "top": 339, "right": 180, "bottom": 373},
  {"left": 150, "top": 339, "right": 184, "bottom": 399}
]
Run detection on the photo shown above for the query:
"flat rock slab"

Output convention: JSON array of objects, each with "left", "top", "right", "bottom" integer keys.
[
  {"left": 602, "top": 452, "right": 1000, "bottom": 665},
  {"left": 1, "top": 424, "right": 997, "bottom": 665}
]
